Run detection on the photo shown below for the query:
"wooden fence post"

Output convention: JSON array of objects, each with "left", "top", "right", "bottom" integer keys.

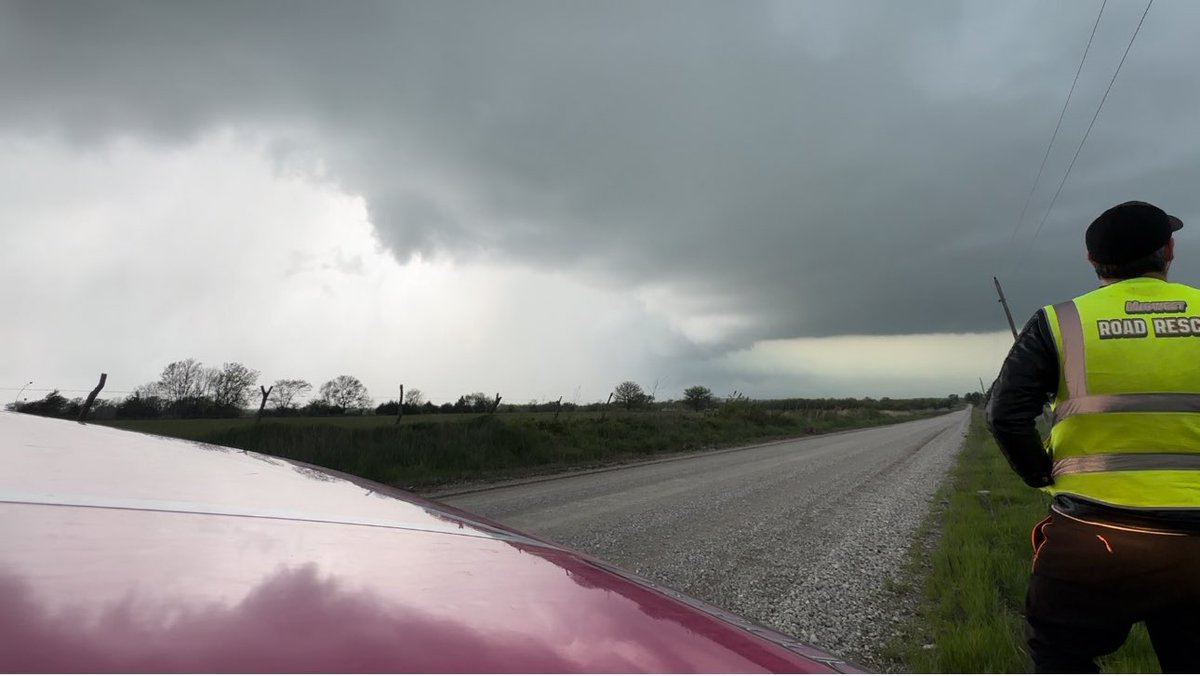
[
  {"left": 256, "top": 385, "right": 272, "bottom": 423},
  {"left": 395, "top": 385, "right": 405, "bottom": 425},
  {"left": 77, "top": 373, "right": 107, "bottom": 423}
]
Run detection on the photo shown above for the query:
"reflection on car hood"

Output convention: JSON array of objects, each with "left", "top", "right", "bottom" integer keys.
[{"left": 0, "top": 413, "right": 857, "bottom": 673}]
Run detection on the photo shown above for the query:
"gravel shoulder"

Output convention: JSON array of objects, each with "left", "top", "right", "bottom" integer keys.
[{"left": 444, "top": 409, "right": 970, "bottom": 670}]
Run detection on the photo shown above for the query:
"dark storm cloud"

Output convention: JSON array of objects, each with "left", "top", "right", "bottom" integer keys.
[{"left": 3, "top": 0, "right": 1197, "bottom": 343}]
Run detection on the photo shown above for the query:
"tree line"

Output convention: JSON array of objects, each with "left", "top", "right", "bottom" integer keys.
[
  {"left": 6, "top": 360, "right": 978, "bottom": 421},
  {"left": 8, "top": 359, "right": 378, "bottom": 420}
]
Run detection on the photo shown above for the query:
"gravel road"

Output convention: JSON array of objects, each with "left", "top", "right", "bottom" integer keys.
[{"left": 442, "top": 410, "right": 970, "bottom": 669}]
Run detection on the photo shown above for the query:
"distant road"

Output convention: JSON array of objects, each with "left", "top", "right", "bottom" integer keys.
[{"left": 444, "top": 409, "right": 970, "bottom": 669}]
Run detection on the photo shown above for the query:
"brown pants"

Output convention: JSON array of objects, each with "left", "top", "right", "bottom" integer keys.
[{"left": 1026, "top": 512, "right": 1200, "bottom": 673}]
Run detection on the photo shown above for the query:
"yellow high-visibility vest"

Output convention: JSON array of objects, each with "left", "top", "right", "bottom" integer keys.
[{"left": 1044, "top": 277, "right": 1200, "bottom": 508}]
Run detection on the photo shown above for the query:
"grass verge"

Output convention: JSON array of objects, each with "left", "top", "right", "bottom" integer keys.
[
  {"left": 102, "top": 412, "right": 515, "bottom": 438},
  {"left": 886, "top": 409, "right": 1157, "bottom": 673},
  {"left": 101, "top": 407, "right": 947, "bottom": 489}
]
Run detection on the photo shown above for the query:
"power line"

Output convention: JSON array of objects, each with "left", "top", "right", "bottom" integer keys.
[
  {"left": 1017, "top": 0, "right": 1155, "bottom": 268},
  {"left": 1007, "top": 0, "right": 1108, "bottom": 256}
]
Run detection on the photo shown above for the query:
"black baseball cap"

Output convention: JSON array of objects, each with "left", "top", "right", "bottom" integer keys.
[{"left": 1086, "top": 201, "right": 1183, "bottom": 265}]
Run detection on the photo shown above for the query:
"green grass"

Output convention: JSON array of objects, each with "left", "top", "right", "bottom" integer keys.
[
  {"left": 99, "top": 407, "right": 946, "bottom": 489},
  {"left": 101, "top": 410, "right": 671, "bottom": 440},
  {"left": 103, "top": 413, "right": 504, "bottom": 438},
  {"left": 891, "top": 409, "right": 1158, "bottom": 673}
]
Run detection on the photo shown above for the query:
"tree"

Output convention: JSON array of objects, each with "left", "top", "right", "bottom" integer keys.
[
  {"left": 117, "top": 382, "right": 167, "bottom": 419},
  {"left": 15, "top": 390, "right": 68, "bottom": 418},
  {"left": 318, "top": 375, "right": 372, "bottom": 410},
  {"left": 682, "top": 385, "right": 715, "bottom": 411},
  {"left": 613, "top": 381, "right": 653, "bottom": 410},
  {"left": 209, "top": 362, "right": 260, "bottom": 409},
  {"left": 403, "top": 388, "right": 425, "bottom": 408},
  {"left": 454, "top": 392, "right": 491, "bottom": 413},
  {"left": 301, "top": 399, "right": 342, "bottom": 416},
  {"left": 133, "top": 382, "right": 163, "bottom": 400},
  {"left": 158, "top": 359, "right": 207, "bottom": 403},
  {"left": 268, "top": 379, "right": 313, "bottom": 410}
]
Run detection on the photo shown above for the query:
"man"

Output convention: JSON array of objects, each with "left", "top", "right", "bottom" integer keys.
[{"left": 987, "top": 200, "right": 1200, "bottom": 673}]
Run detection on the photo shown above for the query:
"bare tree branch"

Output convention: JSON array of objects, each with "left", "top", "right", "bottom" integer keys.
[
  {"left": 268, "top": 379, "right": 312, "bottom": 410},
  {"left": 318, "top": 375, "right": 372, "bottom": 410}
]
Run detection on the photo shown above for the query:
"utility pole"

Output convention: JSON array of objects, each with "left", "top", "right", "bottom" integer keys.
[{"left": 993, "top": 276, "right": 1019, "bottom": 341}]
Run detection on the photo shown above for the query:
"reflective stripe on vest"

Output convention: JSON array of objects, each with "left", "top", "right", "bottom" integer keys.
[
  {"left": 1054, "top": 452, "right": 1200, "bottom": 477},
  {"left": 1055, "top": 393, "right": 1200, "bottom": 421},
  {"left": 1051, "top": 300, "right": 1200, "bottom": 425},
  {"left": 1055, "top": 301, "right": 1088, "bottom": 399}
]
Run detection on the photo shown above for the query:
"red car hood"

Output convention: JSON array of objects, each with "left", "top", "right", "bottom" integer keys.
[{"left": 0, "top": 413, "right": 857, "bottom": 673}]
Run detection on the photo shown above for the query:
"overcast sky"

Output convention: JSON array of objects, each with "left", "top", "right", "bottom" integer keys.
[{"left": 2, "top": 0, "right": 1197, "bottom": 405}]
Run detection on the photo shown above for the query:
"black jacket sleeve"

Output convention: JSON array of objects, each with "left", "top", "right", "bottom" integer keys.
[{"left": 985, "top": 310, "right": 1058, "bottom": 488}]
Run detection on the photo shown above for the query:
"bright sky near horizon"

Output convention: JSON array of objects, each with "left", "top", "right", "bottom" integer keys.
[{"left": 3, "top": 0, "right": 1196, "bottom": 405}]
